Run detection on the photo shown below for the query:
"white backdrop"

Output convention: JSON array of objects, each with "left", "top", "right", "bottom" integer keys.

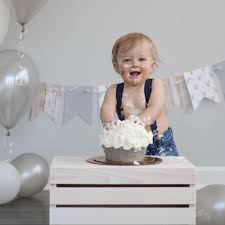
[{"left": 0, "top": 0, "right": 225, "bottom": 165}]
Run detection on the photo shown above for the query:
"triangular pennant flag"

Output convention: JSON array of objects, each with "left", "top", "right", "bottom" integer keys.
[
  {"left": 44, "top": 84, "right": 64, "bottom": 125},
  {"left": 77, "top": 86, "right": 94, "bottom": 125},
  {"left": 162, "top": 75, "right": 192, "bottom": 112},
  {"left": 212, "top": 60, "right": 225, "bottom": 96},
  {"left": 162, "top": 77, "right": 175, "bottom": 110},
  {"left": 63, "top": 86, "right": 94, "bottom": 125},
  {"left": 30, "top": 81, "right": 46, "bottom": 120},
  {"left": 170, "top": 75, "right": 193, "bottom": 112},
  {"left": 184, "top": 66, "right": 220, "bottom": 110},
  {"left": 63, "top": 85, "right": 79, "bottom": 123}
]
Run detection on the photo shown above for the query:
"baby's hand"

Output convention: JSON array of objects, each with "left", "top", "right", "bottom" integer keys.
[
  {"left": 127, "top": 115, "right": 145, "bottom": 127},
  {"left": 102, "top": 119, "right": 122, "bottom": 130}
]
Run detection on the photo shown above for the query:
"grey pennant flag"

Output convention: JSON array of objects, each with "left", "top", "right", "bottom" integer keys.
[{"left": 63, "top": 85, "right": 94, "bottom": 125}]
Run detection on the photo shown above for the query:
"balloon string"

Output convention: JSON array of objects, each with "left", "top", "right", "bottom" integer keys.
[
  {"left": 4, "top": 130, "right": 11, "bottom": 150},
  {"left": 17, "top": 24, "right": 27, "bottom": 68}
]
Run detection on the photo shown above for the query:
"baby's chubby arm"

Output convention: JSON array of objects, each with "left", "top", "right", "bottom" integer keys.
[
  {"left": 138, "top": 79, "right": 165, "bottom": 125},
  {"left": 100, "top": 84, "right": 117, "bottom": 124}
]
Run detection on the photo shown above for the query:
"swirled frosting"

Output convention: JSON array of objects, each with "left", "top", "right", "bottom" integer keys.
[{"left": 100, "top": 116, "right": 153, "bottom": 151}]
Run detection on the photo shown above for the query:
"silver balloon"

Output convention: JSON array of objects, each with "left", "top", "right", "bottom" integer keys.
[
  {"left": 11, "top": 153, "right": 49, "bottom": 198},
  {"left": 0, "top": 49, "right": 40, "bottom": 129},
  {"left": 197, "top": 184, "right": 225, "bottom": 225},
  {"left": 10, "top": 0, "right": 48, "bottom": 25}
]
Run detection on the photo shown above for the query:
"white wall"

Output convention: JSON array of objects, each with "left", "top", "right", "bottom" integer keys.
[{"left": 1, "top": 0, "right": 225, "bottom": 166}]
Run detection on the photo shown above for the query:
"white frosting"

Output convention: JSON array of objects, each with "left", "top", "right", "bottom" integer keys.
[{"left": 100, "top": 116, "right": 153, "bottom": 151}]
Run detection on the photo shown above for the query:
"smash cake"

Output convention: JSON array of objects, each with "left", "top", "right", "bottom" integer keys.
[{"left": 100, "top": 116, "right": 153, "bottom": 163}]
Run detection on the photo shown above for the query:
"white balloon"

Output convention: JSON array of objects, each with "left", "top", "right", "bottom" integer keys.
[
  {"left": 0, "top": 161, "right": 21, "bottom": 205},
  {"left": 0, "top": 0, "right": 10, "bottom": 46}
]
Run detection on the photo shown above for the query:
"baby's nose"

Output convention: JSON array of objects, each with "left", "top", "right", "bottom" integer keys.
[{"left": 132, "top": 59, "right": 139, "bottom": 67}]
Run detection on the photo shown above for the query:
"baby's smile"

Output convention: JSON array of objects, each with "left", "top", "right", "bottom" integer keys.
[{"left": 129, "top": 71, "right": 141, "bottom": 76}]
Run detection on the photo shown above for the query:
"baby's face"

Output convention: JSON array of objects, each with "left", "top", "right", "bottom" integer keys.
[{"left": 116, "top": 42, "right": 155, "bottom": 86}]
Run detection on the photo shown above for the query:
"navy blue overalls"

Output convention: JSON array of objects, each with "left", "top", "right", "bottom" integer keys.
[{"left": 116, "top": 79, "right": 179, "bottom": 156}]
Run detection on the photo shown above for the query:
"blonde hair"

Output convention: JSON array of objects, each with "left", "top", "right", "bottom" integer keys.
[{"left": 112, "top": 33, "right": 159, "bottom": 70}]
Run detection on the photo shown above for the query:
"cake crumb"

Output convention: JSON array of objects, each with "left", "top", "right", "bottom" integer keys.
[{"left": 133, "top": 160, "right": 140, "bottom": 165}]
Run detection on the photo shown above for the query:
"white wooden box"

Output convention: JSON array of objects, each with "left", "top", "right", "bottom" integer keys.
[{"left": 49, "top": 156, "right": 196, "bottom": 225}]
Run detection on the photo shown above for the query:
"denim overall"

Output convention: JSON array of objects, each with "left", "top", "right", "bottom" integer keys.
[{"left": 116, "top": 79, "right": 179, "bottom": 156}]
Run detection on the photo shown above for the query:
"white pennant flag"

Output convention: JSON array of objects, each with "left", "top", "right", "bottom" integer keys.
[
  {"left": 44, "top": 84, "right": 64, "bottom": 125},
  {"left": 212, "top": 60, "right": 225, "bottom": 96},
  {"left": 184, "top": 66, "right": 220, "bottom": 110}
]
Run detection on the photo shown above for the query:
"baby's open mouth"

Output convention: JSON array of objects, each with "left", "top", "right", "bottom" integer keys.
[{"left": 129, "top": 71, "right": 140, "bottom": 76}]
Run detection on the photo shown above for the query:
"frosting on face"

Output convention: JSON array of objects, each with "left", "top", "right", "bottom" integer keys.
[
  {"left": 100, "top": 116, "right": 153, "bottom": 150},
  {"left": 116, "top": 42, "right": 155, "bottom": 86}
]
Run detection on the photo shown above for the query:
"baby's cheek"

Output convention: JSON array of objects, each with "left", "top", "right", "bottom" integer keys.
[{"left": 122, "top": 63, "right": 131, "bottom": 68}]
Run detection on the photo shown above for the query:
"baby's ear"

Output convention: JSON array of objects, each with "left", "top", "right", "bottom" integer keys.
[
  {"left": 151, "top": 61, "right": 157, "bottom": 72},
  {"left": 113, "top": 63, "right": 120, "bottom": 74}
]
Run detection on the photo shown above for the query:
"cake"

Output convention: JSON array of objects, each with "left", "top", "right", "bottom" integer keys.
[{"left": 100, "top": 116, "right": 153, "bottom": 163}]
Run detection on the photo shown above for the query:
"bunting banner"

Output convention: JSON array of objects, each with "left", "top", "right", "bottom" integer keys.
[{"left": 29, "top": 59, "right": 225, "bottom": 126}]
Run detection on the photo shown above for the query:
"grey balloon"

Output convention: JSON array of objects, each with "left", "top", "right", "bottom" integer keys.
[
  {"left": 0, "top": 49, "right": 40, "bottom": 129},
  {"left": 11, "top": 153, "right": 49, "bottom": 198},
  {"left": 10, "top": 0, "right": 48, "bottom": 25},
  {"left": 197, "top": 184, "right": 225, "bottom": 225}
]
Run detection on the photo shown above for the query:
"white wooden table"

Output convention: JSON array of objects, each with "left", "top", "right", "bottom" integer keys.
[{"left": 49, "top": 156, "right": 196, "bottom": 225}]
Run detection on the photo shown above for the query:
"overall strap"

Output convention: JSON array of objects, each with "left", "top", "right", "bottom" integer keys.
[
  {"left": 144, "top": 79, "right": 158, "bottom": 137},
  {"left": 116, "top": 83, "right": 125, "bottom": 120}
]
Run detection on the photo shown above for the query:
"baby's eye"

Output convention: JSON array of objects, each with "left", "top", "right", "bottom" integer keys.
[
  {"left": 139, "top": 58, "right": 146, "bottom": 61},
  {"left": 123, "top": 58, "right": 130, "bottom": 63}
]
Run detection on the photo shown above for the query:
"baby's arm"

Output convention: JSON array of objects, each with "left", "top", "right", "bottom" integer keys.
[
  {"left": 138, "top": 79, "right": 165, "bottom": 125},
  {"left": 100, "top": 84, "right": 117, "bottom": 124}
]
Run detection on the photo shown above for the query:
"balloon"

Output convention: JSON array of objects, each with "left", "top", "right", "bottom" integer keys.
[
  {"left": 0, "top": 49, "right": 40, "bottom": 129},
  {"left": 197, "top": 184, "right": 225, "bottom": 225},
  {"left": 0, "top": 161, "right": 21, "bottom": 205},
  {"left": 11, "top": 153, "right": 49, "bottom": 198},
  {"left": 0, "top": 0, "right": 10, "bottom": 45},
  {"left": 10, "top": 0, "right": 48, "bottom": 25}
]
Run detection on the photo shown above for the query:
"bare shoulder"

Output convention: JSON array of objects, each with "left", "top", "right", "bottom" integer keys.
[
  {"left": 152, "top": 78, "right": 165, "bottom": 94},
  {"left": 105, "top": 84, "right": 117, "bottom": 96},
  {"left": 102, "top": 84, "right": 117, "bottom": 105},
  {"left": 148, "top": 78, "right": 165, "bottom": 106},
  {"left": 100, "top": 84, "right": 117, "bottom": 123},
  {"left": 152, "top": 78, "right": 164, "bottom": 89}
]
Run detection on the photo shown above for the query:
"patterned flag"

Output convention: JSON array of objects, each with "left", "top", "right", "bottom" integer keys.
[
  {"left": 184, "top": 66, "right": 220, "bottom": 110},
  {"left": 212, "top": 60, "right": 225, "bottom": 96},
  {"left": 30, "top": 81, "right": 47, "bottom": 120}
]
